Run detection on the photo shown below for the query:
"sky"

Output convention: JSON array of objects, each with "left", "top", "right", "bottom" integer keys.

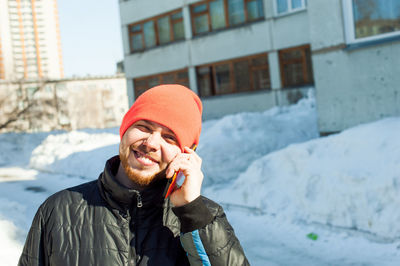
[
  {"left": 1, "top": 94, "right": 400, "bottom": 265},
  {"left": 57, "top": 0, "right": 124, "bottom": 77}
]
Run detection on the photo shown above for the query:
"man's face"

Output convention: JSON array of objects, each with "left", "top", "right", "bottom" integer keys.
[{"left": 119, "top": 120, "right": 181, "bottom": 186}]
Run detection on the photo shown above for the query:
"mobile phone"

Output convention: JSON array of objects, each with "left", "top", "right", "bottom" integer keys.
[{"left": 162, "top": 145, "right": 197, "bottom": 199}]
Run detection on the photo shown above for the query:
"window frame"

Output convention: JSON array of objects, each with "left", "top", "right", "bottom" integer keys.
[
  {"left": 342, "top": 0, "right": 400, "bottom": 45},
  {"left": 133, "top": 68, "right": 189, "bottom": 98},
  {"left": 196, "top": 52, "right": 271, "bottom": 97},
  {"left": 278, "top": 44, "right": 313, "bottom": 88},
  {"left": 190, "top": 0, "right": 264, "bottom": 36},
  {"left": 274, "top": 0, "right": 307, "bottom": 16},
  {"left": 128, "top": 9, "right": 185, "bottom": 53}
]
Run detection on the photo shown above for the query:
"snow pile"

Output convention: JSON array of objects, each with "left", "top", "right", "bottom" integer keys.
[
  {"left": 27, "top": 95, "right": 318, "bottom": 186},
  {"left": 0, "top": 219, "right": 23, "bottom": 265},
  {"left": 0, "top": 132, "right": 50, "bottom": 167},
  {"left": 198, "top": 95, "right": 319, "bottom": 186},
  {"left": 29, "top": 130, "right": 119, "bottom": 179},
  {"left": 0, "top": 199, "right": 26, "bottom": 265},
  {"left": 206, "top": 117, "right": 400, "bottom": 240},
  {"left": 2, "top": 92, "right": 400, "bottom": 264}
]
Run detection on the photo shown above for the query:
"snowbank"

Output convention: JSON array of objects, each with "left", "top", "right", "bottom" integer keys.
[
  {"left": 0, "top": 132, "right": 51, "bottom": 167},
  {"left": 198, "top": 95, "right": 319, "bottom": 186},
  {"left": 2, "top": 93, "right": 400, "bottom": 265},
  {"left": 206, "top": 117, "right": 400, "bottom": 240},
  {"left": 0, "top": 219, "right": 23, "bottom": 265},
  {"left": 28, "top": 95, "right": 318, "bottom": 186},
  {"left": 29, "top": 130, "right": 119, "bottom": 179}
]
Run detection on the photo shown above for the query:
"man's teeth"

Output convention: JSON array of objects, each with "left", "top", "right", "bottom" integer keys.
[
  {"left": 139, "top": 155, "right": 154, "bottom": 164},
  {"left": 135, "top": 151, "right": 155, "bottom": 164}
]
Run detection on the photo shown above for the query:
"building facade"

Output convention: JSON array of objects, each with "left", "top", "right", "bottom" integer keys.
[
  {"left": 119, "top": 0, "right": 313, "bottom": 120},
  {"left": 0, "top": 75, "right": 128, "bottom": 132},
  {"left": 119, "top": 0, "right": 400, "bottom": 134},
  {"left": 308, "top": 0, "right": 400, "bottom": 134},
  {"left": 56, "top": 75, "right": 129, "bottom": 130},
  {"left": 0, "top": 0, "right": 63, "bottom": 80}
]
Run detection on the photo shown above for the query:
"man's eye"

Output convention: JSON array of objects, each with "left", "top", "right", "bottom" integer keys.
[
  {"left": 136, "top": 125, "right": 150, "bottom": 131},
  {"left": 164, "top": 135, "right": 177, "bottom": 143}
]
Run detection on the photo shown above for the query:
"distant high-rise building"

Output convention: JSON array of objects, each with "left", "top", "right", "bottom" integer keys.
[{"left": 0, "top": 0, "right": 63, "bottom": 80}]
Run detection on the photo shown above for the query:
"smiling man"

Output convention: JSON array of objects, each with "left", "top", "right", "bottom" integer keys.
[{"left": 19, "top": 84, "right": 249, "bottom": 266}]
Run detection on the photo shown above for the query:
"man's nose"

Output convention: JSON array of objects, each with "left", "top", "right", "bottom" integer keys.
[{"left": 143, "top": 132, "right": 161, "bottom": 151}]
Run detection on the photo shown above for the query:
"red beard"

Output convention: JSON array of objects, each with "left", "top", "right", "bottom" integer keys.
[{"left": 119, "top": 146, "right": 165, "bottom": 186}]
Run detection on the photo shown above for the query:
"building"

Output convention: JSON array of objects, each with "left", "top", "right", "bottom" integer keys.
[
  {"left": 0, "top": 0, "right": 63, "bottom": 80},
  {"left": 119, "top": 0, "right": 313, "bottom": 120},
  {"left": 55, "top": 75, "right": 129, "bottom": 130},
  {"left": 119, "top": 0, "right": 400, "bottom": 134},
  {"left": 308, "top": 0, "right": 400, "bottom": 134},
  {"left": 0, "top": 75, "right": 128, "bottom": 132}
]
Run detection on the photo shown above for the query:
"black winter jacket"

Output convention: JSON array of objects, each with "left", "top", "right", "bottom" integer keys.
[{"left": 18, "top": 156, "right": 249, "bottom": 265}]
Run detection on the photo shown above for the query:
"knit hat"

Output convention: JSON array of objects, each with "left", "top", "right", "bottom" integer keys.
[{"left": 119, "top": 84, "right": 203, "bottom": 150}]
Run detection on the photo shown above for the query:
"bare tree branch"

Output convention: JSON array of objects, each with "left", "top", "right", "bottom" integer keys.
[{"left": 0, "top": 80, "right": 55, "bottom": 132}]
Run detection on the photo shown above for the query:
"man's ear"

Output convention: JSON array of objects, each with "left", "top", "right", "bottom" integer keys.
[{"left": 118, "top": 143, "right": 123, "bottom": 155}]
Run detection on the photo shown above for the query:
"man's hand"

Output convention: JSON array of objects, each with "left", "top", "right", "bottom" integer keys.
[{"left": 165, "top": 146, "right": 204, "bottom": 207}]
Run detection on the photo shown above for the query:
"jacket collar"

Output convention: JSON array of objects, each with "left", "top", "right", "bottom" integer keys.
[
  {"left": 98, "top": 156, "right": 167, "bottom": 211},
  {"left": 98, "top": 156, "right": 181, "bottom": 236}
]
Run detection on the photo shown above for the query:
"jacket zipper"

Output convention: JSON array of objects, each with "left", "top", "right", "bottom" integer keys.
[
  {"left": 126, "top": 191, "right": 142, "bottom": 265},
  {"left": 123, "top": 211, "right": 135, "bottom": 266},
  {"left": 133, "top": 191, "right": 142, "bottom": 264},
  {"left": 135, "top": 191, "right": 143, "bottom": 208}
]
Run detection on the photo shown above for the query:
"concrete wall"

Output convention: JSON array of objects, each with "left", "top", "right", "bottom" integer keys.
[
  {"left": 0, "top": 80, "right": 60, "bottom": 132},
  {"left": 189, "top": 21, "right": 272, "bottom": 65},
  {"left": 271, "top": 10, "right": 310, "bottom": 49},
  {"left": 0, "top": 76, "right": 128, "bottom": 132},
  {"left": 124, "top": 42, "right": 189, "bottom": 78},
  {"left": 202, "top": 87, "right": 311, "bottom": 120},
  {"left": 202, "top": 91, "right": 276, "bottom": 120},
  {"left": 59, "top": 76, "right": 129, "bottom": 130},
  {"left": 312, "top": 45, "right": 400, "bottom": 133},
  {"left": 119, "top": 0, "right": 313, "bottom": 119},
  {"left": 307, "top": 0, "right": 345, "bottom": 50},
  {"left": 308, "top": 0, "right": 400, "bottom": 133},
  {"left": 119, "top": 0, "right": 183, "bottom": 26}
]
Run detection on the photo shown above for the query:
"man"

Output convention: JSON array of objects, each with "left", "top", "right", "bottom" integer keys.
[{"left": 18, "top": 84, "right": 249, "bottom": 266}]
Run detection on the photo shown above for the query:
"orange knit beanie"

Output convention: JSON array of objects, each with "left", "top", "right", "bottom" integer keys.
[{"left": 119, "top": 84, "right": 203, "bottom": 150}]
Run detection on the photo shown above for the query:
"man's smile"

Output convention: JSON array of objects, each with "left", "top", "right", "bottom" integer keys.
[{"left": 132, "top": 149, "right": 158, "bottom": 166}]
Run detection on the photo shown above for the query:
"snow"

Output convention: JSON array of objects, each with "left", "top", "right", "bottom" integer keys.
[
  {"left": 198, "top": 94, "right": 319, "bottom": 186},
  {"left": 207, "top": 117, "right": 400, "bottom": 240},
  {"left": 1, "top": 94, "right": 400, "bottom": 265},
  {"left": 29, "top": 130, "right": 120, "bottom": 178}
]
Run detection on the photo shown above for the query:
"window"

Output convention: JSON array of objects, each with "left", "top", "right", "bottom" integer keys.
[
  {"left": 197, "top": 53, "right": 271, "bottom": 97},
  {"left": 228, "top": 0, "right": 245, "bottom": 25},
  {"left": 275, "top": 0, "right": 307, "bottom": 15},
  {"left": 279, "top": 45, "right": 313, "bottom": 88},
  {"left": 133, "top": 69, "right": 189, "bottom": 98},
  {"left": 128, "top": 9, "right": 184, "bottom": 53},
  {"left": 342, "top": 0, "right": 400, "bottom": 44},
  {"left": 191, "top": 0, "right": 264, "bottom": 35}
]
